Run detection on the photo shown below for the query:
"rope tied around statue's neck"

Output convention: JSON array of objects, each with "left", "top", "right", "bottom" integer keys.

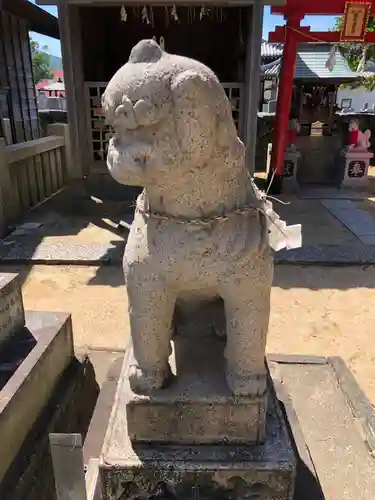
[
  {"left": 134, "top": 186, "right": 302, "bottom": 251},
  {"left": 135, "top": 183, "right": 288, "bottom": 228},
  {"left": 136, "top": 201, "right": 261, "bottom": 226}
]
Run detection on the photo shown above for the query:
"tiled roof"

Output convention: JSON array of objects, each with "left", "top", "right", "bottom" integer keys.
[
  {"left": 261, "top": 41, "right": 283, "bottom": 58},
  {"left": 35, "top": 70, "right": 64, "bottom": 90},
  {"left": 261, "top": 59, "right": 281, "bottom": 76},
  {"left": 262, "top": 43, "right": 359, "bottom": 81}
]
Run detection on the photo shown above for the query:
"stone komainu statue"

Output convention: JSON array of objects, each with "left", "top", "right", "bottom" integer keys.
[{"left": 102, "top": 39, "right": 273, "bottom": 397}]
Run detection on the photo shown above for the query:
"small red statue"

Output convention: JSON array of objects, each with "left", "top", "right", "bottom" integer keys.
[{"left": 348, "top": 118, "right": 371, "bottom": 151}]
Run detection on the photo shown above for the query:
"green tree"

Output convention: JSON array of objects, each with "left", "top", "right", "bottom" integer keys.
[
  {"left": 333, "top": 16, "right": 375, "bottom": 70},
  {"left": 333, "top": 16, "right": 375, "bottom": 90},
  {"left": 30, "top": 39, "right": 52, "bottom": 84}
]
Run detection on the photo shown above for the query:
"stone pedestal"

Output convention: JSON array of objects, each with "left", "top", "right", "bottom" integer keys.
[
  {"left": 340, "top": 149, "right": 373, "bottom": 188},
  {"left": 283, "top": 148, "right": 301, "bottom": 187},
  {"left": 126, "top": 336, "right": 266, "bottom": 445},
  {"left": 267, "top": 143, "right": 300, "bottom": 187},
  {"left": 99, "top": 336, "right": 296, "bottom": 500}
]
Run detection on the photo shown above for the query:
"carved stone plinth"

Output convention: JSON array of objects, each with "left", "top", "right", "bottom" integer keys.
[
  {"left": 340, "top": 149, "right": 373, "bottom": 188},
  {"left": 267, "top": 143, "right": 300, "bottom": 188},
  {"left": 283, "top": 148, "right": 300, "bottom": 188},
  {"left": 99, "top": 348, "right": 296, "bottom": 500},
  {"left": 125, "top": 336, "right": 266, "bottom": 445}
]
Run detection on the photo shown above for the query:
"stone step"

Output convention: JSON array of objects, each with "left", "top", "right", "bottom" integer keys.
[
  {"left": 0, "top": 273, "right": 25, "bottom": 349},
  {"left": 121, "top": 336, "right": 266, "bottom": 445}
]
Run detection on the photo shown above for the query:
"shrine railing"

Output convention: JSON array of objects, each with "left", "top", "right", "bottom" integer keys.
[{"left": 0, "top": 131, "right": 68, "bottom": 236}]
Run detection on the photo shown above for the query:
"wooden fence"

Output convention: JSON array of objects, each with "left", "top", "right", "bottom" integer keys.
[{"left": 0, "top": 133, "right": 68, "bottom": 236}]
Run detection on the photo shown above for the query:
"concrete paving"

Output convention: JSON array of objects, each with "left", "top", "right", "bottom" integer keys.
[
  {"left": 0, "top": 191, "right": 371, "bottom": 265},
  {"left": 321, "top": 199, "right": 375, "bottom": 244},
  {"left": 282, "top": 361, "right": 375, "bottom": 500},
  {"left": 298, "top": 186, "right": 367, "bottom": 200}
]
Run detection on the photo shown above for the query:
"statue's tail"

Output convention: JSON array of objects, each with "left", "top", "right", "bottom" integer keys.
[{"left": 363, "top": 129, "right": 371, "bottom": 148}]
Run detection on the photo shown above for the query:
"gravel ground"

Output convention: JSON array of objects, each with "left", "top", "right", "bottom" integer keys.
[{"left": 4, "top": 263, "right": 375, "bottom": 405}]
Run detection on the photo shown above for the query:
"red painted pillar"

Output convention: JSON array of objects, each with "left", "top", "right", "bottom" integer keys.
[{"left": 268, "top": 16, "right": 301, "bottom": 194}]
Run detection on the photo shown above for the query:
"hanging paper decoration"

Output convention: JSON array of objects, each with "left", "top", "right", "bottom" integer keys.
[
  {"left": 120, "top": 5, "right": 127, "bottom": 22},
  {"left": 142, "top": 6, "right": 150, "bottom": 24},
  {"left": 171, "top": 4, "right": 179, "bottom": 22},
  {"left": 200, "top": 5, "right": 209, "bottom": 20},
  {"left": 159, "top": 36, "right": 165, "bottom": 50},
  {"left": 325, "top": 45, "right": 337, "bottom": 72},
  {"left": 117, "top": 4, "right": 227, "bottom": 27}
]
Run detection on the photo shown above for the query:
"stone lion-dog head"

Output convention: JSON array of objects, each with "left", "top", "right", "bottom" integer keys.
[{"left": 102, "top": 39, "right": 244, "bottom": 194}]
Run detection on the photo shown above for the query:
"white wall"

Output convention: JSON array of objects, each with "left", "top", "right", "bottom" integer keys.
[{"left": 336, "top": 87, "right": 375, "bottom": 112}]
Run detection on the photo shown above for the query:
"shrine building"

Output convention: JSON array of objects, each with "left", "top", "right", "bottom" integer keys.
[
  {"left": 36, "top": 0, "right": 283, "bottom": 183},
  {"left": 267, "top": 0, "right": 375, "bottom": 193}
]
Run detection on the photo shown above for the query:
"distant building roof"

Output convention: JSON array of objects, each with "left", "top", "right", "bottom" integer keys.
[
  {"left": 42, "top": 82, "right": 65, "bottom": 92},
  {"left": 262, "top": 43, "right": 359, "bottom": 82},
  {"left": 35, "top": 70, "right": 64, "bottom": 90},
  {"left": 261, "top": 41, "right": 283, "bottom": 59},
  {"left": 52, "top": 69, "right": 64, "bottom": 81},
  {"left": 261, "top": 58, "right": 281, "bottom": 77}
]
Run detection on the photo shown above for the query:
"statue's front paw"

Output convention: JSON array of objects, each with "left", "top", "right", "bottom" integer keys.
[{"left": 128, "top": 364, "right": 173, "bottom": 394}]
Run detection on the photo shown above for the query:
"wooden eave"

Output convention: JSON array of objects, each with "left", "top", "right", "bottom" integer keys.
[
  {"left": 1, "top": 0, "right": 59, "bottom": 39},
  {"left": 37, "top": 0, "right": 286, "bottom": 6}
]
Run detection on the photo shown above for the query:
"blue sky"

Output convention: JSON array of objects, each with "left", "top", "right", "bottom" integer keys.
[{"left": 29, "top": 1, "right": 338, "bottom": 58}]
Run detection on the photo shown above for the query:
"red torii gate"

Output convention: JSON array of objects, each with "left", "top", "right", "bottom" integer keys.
[{"left": 268, "top": 0, "right": 375, "bottom": 193}]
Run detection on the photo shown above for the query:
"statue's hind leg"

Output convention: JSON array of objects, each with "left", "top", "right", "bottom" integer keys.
[
  {"left": 220, "top": 251, "right": 273, "bottom": 396},
  {"left": 126, "top": 271, "right": 177, "bottom": 393}
]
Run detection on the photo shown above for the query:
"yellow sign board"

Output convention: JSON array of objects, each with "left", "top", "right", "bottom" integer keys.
[{"left": 341, "top": 2, "right": 371, "bottom": 42}]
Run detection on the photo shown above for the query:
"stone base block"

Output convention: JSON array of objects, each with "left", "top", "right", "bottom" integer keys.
[
  {"left": 266, "top": 144, "right": 300, "bottom": 191},
  {"left": 125, "top": 336, "right": 266, "bottom": 445},
  {"left": 0, "top": 273, "right": 25, "bottom": 349},
  {"left": 340, "top": 149, "right": 373, "bottom": 188},
  {"left": 100, "top": 382, "right": 296, "bottom": 500},
  {"left": 0, "top": 311, "right": 74, "bottom": 481},
  {"left": 283, "top": 149, "right": 301, "bottom": 187}
]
